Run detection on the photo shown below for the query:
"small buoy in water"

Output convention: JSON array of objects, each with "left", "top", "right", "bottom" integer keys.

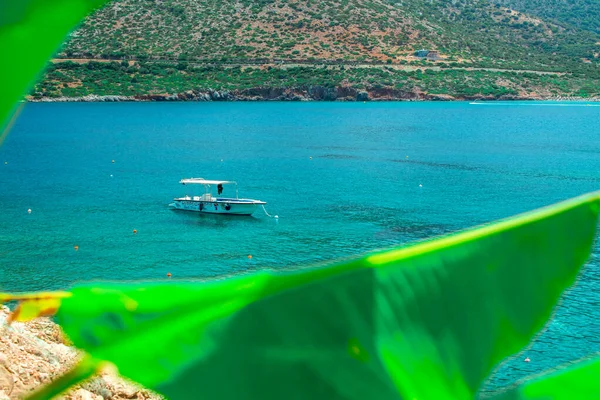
[
  {"left": 247, "top": 255, "right": 253, "bottom": 259},
  {"left": 274, "top": 215, "right": 279, "bottom": 219},
  {"left": 133, "top": 229, "right": 137, "bottom": 234},
  {"left": 167, "top": 272, "right": 172, "bottom": 278},
  {"left": 309, "top": 156, "right": 312, "bottom": 160},
  {"left": 419, "top": 184, "right": 423, "bottom": 188},
  {"left": 406, "top": 156, "right": 409, "bottom": 159},
  {"left": 524, "top": 357, "right": 530, "bottom": 363},
  {"left": 27, "top": 208, "right": 31, "bottom": 214},
  {"left": 3, "top": 161, "right": 7, "bottom": 165},
  {"left": 112, "top": 160, "right": 115, "bottom": 163},
  {"left": 74, "top": 245, "right": 79, "bottom": 251},
  {"left": 110, "top": 174, "right": 113, "bottom": 178},
  {"left": 221, "top": 159, "right": 223, "bottom": 162}
]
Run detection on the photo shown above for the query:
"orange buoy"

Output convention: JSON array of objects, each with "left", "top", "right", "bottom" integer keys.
[
  {"left": 74, "top": 245, "right": 79, "bottom": 251},
  {"left": 247, "top": 255, "right": 253, "bottom": 259},
  {"left": 133, "top": 229, "right": 137, "bottom": 234},
  {"left": 167, "top": 272, "right": 172, "bottom": 277}
]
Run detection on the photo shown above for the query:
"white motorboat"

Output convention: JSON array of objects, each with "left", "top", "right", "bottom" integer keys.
[{"left": 169, "top": 178, "right": 266, "bottom": 216}]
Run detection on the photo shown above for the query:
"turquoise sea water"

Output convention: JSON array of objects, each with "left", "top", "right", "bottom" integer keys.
[{"left": 0, "top": 101, "right": 599, "bottom": 393}]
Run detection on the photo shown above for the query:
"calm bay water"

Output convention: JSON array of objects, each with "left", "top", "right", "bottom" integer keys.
[{"left": 0, "top": 101, "right": 599, "bottom": 393}]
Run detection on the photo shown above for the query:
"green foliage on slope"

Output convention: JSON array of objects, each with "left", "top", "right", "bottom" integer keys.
[
  {"left": 27, "top": 0, "right": 599, "bottom": 99},
  {"left": 33, "top": 60, "right": 600, "bottom": 100},
  {"left": 398, "top": 0, "right": 600, "bottom": 69},
  {"left": 495, "top": 0, "right": 600, "bottom": 35},
  {"left": 58, "top": 0, "right": 600, "bottom": 70}
]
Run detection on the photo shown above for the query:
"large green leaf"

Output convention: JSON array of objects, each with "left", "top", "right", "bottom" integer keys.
[
  {"left": 53, "top": 192, "right": 600, "bottom": 399},
  {"left": 0, "top": 0, "right": 108, "bottom": 134},
  {"left": 489, "top": 357, "right": 600, "bottom": 399}
]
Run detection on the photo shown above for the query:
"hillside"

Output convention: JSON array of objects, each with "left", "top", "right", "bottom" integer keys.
[
  {"left": 33, "top": 0, "right": 600, "bottom": 100},
  {"left": 60, "top": 0, "right": 600, "bottom": 68},
  {"left": 497, "top": 0, "right": 600, "bottom": 35}
]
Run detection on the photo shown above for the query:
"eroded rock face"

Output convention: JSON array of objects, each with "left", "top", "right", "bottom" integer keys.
[
  {"left": 28, "top": 86, "right": 600, "bottom": 103},
  {"left": 0, "top": 306, "right": 162, "bottom": 400}
]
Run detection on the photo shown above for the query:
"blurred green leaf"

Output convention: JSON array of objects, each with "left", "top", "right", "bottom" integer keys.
[
  {"left": 0, "top": 0, "right": 108, "bottom": 132},
  {"left": 489, "top": 357, "right": 600, "bottom": 399},
  {"left": 53, "top": 191, "right": 600, "bottom": 399}
]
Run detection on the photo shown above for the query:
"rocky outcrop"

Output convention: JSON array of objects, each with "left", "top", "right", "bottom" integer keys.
[
  {"left": 27, "top": 87, "right": 600, "bottom": 103},
  {"left": 0, "top": 306, "right": 161, "bottom": 400},
  {"left": 34, "top": 95, "right": 131, "bottom": 102}
]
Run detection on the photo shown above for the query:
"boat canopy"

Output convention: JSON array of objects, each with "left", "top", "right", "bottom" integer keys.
[{"left": 180, "top": 178, "right": 237, "bottom": 185}]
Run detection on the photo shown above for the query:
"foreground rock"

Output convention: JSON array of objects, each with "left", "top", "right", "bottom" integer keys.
[{"left": 0, "top": 306, "right": 162, "bottom": 400}]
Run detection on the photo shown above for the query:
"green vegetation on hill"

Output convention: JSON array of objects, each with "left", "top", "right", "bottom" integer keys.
[
  {"left": 496, "top": 0, "right": 600, "bottom": 34},
  {"left": 33, "top": 60, "right": 600, "bottom": 100},
  {"left": 60, "top": 0, "right": 600, "bottom": 68},
  {"left": 400, "top": 0, "right": 599, "bottom": 70},
  {"left": 34, "top": 0, "right": 600, "bottom": 99}
]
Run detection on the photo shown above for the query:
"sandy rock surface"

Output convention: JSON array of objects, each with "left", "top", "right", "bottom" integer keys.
[{"left": 0, "top": 306, "right": 162, "bottom": 400}]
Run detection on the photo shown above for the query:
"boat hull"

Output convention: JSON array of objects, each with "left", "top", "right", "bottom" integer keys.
[{"left": 170, "top": 198, "right": 264, "bottom": 216}]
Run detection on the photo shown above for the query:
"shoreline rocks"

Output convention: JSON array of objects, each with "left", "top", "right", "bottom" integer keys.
[
  {"left": 0, "top": 306, "right": 161, "bottom": 400},
  {"left": 28, "top": 86, "right": 600, "bottom": 103}
]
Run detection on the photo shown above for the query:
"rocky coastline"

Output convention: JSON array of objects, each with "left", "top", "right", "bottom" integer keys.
[
  {"left": 28, "top": 86, "right": 600, "bottom": 103},
  {"left": 0, "top": 306, "right": 161, "bottom": 400}
]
